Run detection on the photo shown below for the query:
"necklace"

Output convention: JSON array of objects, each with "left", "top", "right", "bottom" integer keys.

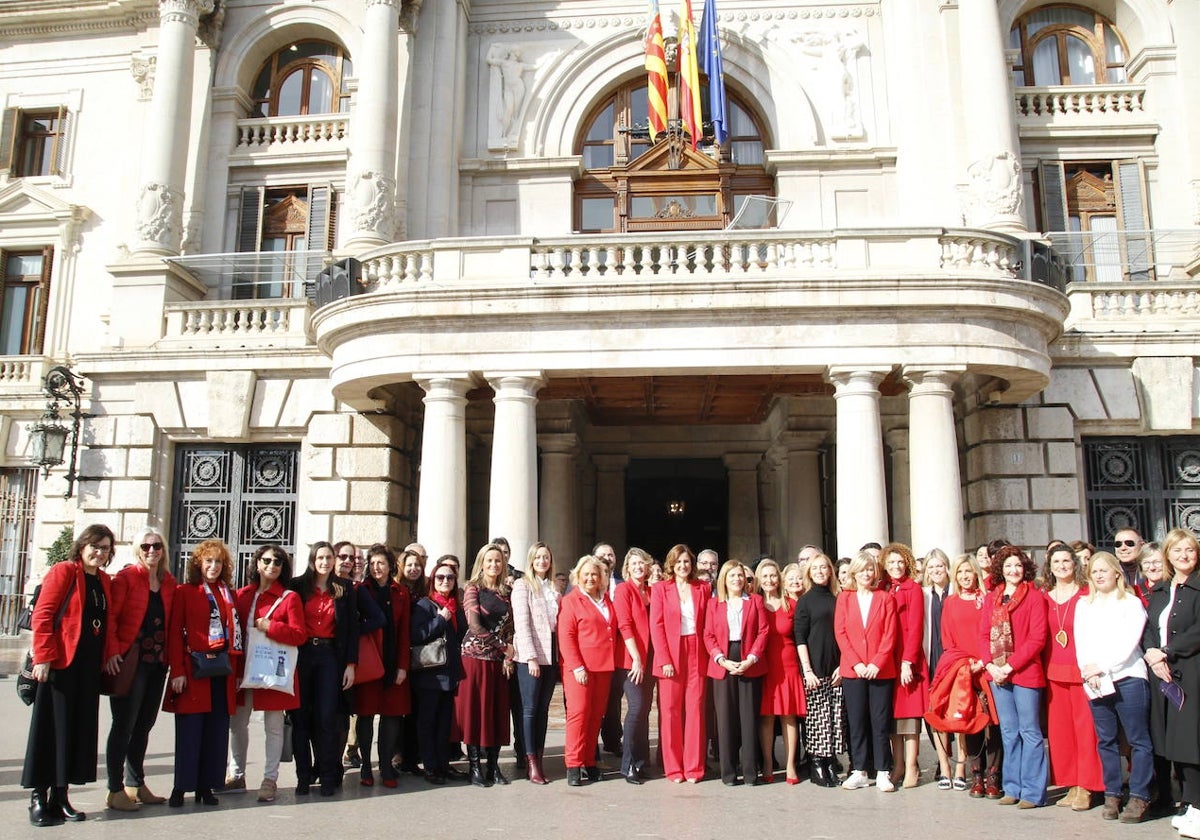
[{"left": 1050, "top": 585, "right": 1077, "bottom": 648}]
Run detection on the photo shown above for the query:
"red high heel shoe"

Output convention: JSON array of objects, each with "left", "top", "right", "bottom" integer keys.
[
  {"left": 762, "top": 774, "right": 775, "bottom": 784},
  {"left": 786, "top": 776, "right": 800, "bottom": 786}
]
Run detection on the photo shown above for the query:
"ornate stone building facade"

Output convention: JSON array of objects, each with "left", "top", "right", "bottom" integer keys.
[{"left": 0, "top": 0, "right": 1197, "bottom": 603}]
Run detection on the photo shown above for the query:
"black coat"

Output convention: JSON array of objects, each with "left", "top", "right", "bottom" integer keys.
[
  {"left": 410, "top": 596, "right": 466, "bottom": 693},
  {"left": 1143, "top": 572, "right": 1200, "bottom": 765}
]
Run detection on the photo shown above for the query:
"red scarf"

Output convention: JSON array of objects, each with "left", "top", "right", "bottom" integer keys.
[
  {"left": 988, "top": 581, "right": 1029, "bottom": 666},
  {"left": 430, "top": 591, "right": 459, "bottom": 632}
]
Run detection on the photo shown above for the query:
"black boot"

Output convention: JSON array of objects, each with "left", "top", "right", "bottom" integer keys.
[
  {"left": 467, "top": 746, "right": 489, "bottom": 788},
  {"left": 567, "top": 767, "right": 584, "bottom": 787},
  {"left": 29, "top": 789, "right": 63, "bottom": 827},
  {"left": 50, "top": 787, "right": 85, "bottom": 822},
  {"left": 810, "top": 756, "right": 826, "bottom": 785},
  {"left": 823, "top": 758, "right": 840, "bottom": 787},
  {"left": 486, "top": 747, "right": 509, "bottom": 785}
]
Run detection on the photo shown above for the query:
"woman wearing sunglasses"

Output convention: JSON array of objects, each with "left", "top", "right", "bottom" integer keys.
[
  {"left": 410, "top": 556, "right": 468, "bottom": 783},
  {"left": 103, "top": 527, "right": 177, "bottom": 812}
]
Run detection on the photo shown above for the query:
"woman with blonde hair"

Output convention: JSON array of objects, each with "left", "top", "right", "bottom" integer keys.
[
  {"left": 510, "top": 541, "right": 560, "bottom": 784},
  {"left": 1075, "top": 551, "right": 1152, "bottom": 822},
  {"left": 756, "top": 558, "right": 804, "bottom": 784},
  {"left": 921, "top": 547, "right": 959, "bottom": 790},
  {"left": 614, "top": 547, "right": 655, "bottom": 784},
  {"left": 795, "top": 553, "right": 844, "bottom": 786}
]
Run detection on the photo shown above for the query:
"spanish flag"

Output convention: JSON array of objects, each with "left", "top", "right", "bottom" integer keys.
[
  {"left": 645, "top": 0, "right": 669, "bottom": 141},
  {"left": 678, "top": 0, "right": 703, "bottom": 148}
]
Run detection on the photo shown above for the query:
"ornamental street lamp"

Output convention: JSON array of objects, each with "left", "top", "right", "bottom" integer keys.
[{"left": 28, "top": 365, "right": 95, "bottom": 498}]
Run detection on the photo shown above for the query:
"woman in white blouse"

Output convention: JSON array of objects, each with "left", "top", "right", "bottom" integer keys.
[
  {"left": 510, "top": 542, "right": 561, "bottom": 784},
  {"left": 1074, "top": 550, "right": 1152, "bottom": 823}
]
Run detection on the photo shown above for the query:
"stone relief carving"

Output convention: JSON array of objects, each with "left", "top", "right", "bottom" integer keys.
[
  {"left": 485, "top": 43, "right": 559, "bottom": 152},
  {"left": 135, "top": 181, "right": 183, "bottom": 250},
  {"left": 794, "top": 27, "right": 868, "bottom": 142},
  {"left": 130, "top": 54, "right": 156, "bottom": 101},
  {"left": 959, "top": 151, "right": 1023, "bottom": 226},
  {"left": 349, "top": 169, "right": 397, "bottom": 240}
]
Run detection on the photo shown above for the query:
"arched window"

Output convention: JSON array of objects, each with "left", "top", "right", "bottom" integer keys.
[
  {"left": 250, "top": 40, "right": 353, "bottom": 118},
  {"left": 574, "top": 78, "right": 773, "bottom": 233},
  {"left": 1009, "top": 5, "right": 1127, "bottom": 86}
]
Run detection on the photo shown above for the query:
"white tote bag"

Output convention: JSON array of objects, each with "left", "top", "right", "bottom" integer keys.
[{"left": 239, "top": 592, "right": 298, "bottom": 694}]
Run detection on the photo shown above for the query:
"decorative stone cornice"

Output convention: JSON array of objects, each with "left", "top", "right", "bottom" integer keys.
[
  {"left": 468, "top": 4, "right": 877, "bottom": 35},
  {"left": 0, "top": 0, "right": 159, "bottom": 40}
]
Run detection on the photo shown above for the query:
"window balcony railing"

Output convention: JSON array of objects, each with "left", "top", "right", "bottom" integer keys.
[
  {"left": 233, "top": 114, "right": 349, "bottom": 152},
  {"left": 0, "top": 355, "right": 52, "bottom": 389},
  {"left": 1014, "top": 84, "right": 1151, "bottom": 136},
  {"left": 160, "top": 299, "right": 313, "bottom": 346}
]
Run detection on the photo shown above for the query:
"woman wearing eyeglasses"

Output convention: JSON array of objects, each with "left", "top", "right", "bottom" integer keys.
[
  {"left": 411, "top": 556, "right": 468, "bottom": 783},
  {"left": 226, "top": 545, "right": 305, "bottom": 802},
  {"left": 103, "top": 527, "right": 177, "bottom": 812}
]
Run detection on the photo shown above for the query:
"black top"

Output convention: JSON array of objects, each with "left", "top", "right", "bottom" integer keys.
[
  {"left": 794, "top": 584, "right": 839, "bottom": 678},
  {"left": 927, "top": 586, "right": 946, "bottom": 677},
  {"left": 139, "top": 589, "right": 166, "bottom": 665}
]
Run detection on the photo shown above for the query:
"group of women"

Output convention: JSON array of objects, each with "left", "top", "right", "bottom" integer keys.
[{"left": 20, "top": 525, "right": 1200, "bottom": 838}]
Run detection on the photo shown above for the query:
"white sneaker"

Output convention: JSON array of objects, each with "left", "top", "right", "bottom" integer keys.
[
  {"left": 877, "top": 771, "right": 896, "bottom": 792},
  {"left": 1178, "top": 807, "right": 1200, "bottom": 839},
  {"left": 841, "top": 770, "right": 870, "bottom": 790},
  {"left": 1174, "top": 806, "right": 1196, "bottom": 831}
]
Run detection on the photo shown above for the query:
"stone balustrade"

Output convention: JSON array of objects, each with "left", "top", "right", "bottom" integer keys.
[
  {"left": 235, "top": 114, "right": 349, "bottom": 150},
  {"left": 0, "top": 356, "right": 47, "bottom": 387},
  {"left": 1015, "top": 84, "right": 1146, "bottom": 118},
  {"left": 159, "top": 299, "right": 313, "bottom": 347},
  {"left": 1068, "top": 284, "right": 1200, "bottom": 326}
]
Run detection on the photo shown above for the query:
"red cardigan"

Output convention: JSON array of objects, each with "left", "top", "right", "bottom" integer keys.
[
  {"left": 234, "top": 581, "right": 307, "bottom": 711},
  {"left": 32, "top": 560, "right": 115, "bottom": 670},
  {"left": 834, "top": 589, "right": 899, "bottom": 679},
  {"left": 650, "top": 579, "right": 711, "bottom": 678},
  {"left": 703, "top": 594, "right": 769, "bottom": 679},
  {"left": 557, "top": 588, "right": 621, "bottom": 674},
  {"left": 977, "top": 585, "right": 1048, "bottom": 689},
  {"left": 612, "top": 580, "right": 652, "bottom": 670},
  {"left": 164, "top": 582, "right": 240, "bottom": 715},
  {"left": 107, "top": 562, "right": 177, "bottom": 661}
]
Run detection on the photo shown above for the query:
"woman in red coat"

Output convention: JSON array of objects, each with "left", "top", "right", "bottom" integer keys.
[
  {"left": 755, "top": 558, "right": 804, "bottom": 784},
  {"left": 164, "top": 539, "right": 241, "bottom": 807},
  {"left": 103, "top": 526, "right": 177, "bottom": 812},
  {"left": 835, "top": 550, "right": 899, "bottom": 792},
  {"left": 881, "top": 542, "right": 928, "bottom": 788},
  {"left": 613, "top": 547, "right": 655, "bottom": 784},
  {"left": 704, "top": 561, "right": 769, "bottom": 786},
  {"left": 650, "top": 543, "right": 711, "bottom": 783},
  {"left": 22, "top": 524, "right": 116, "bottom": 827},
  {"left": 227, "top": 545, "right": 306, "bottom": 802},
  {"left": 558, "top": 554, "right": 621, "bottom": 786},
  {"left": 354, "top": 544, "right": 412, "bottom": 788}
]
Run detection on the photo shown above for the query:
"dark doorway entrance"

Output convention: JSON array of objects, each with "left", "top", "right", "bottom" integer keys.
[{"left": 625, "top": 459, "right": 728, "bottom": 563}]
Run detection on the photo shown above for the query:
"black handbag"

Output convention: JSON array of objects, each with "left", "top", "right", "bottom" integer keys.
[
  {"left": 16, "top": 575, "right": 77, "bottom": 706},
  {"left": 15, "top": 585, "right": 39, "bottom": 632},
  {"left": 410, "top": 636, "right": 448, "bottom": 671},
  {"left": 189, "top": 648, "right": 232, "bottom": 679}
]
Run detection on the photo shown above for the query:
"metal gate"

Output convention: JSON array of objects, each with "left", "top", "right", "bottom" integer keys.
[
  {"left": 170, "top": 445, "right": 299, "bottom": 589},
  {"left": 0, "top": 468, "right": 37, "bottom": 635},
  {"left": 1083, "top": 436, "right": 1200, "bottom": 544}
]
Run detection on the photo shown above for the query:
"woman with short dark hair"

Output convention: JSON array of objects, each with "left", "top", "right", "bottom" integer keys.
[{"left": 410, "top": 556, "right": 467, "bottom": 783}]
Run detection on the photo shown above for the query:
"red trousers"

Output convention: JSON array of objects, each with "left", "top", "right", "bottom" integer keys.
[
  {"left": 1046, "top": 679, "right": 1104, "bottom": 790},
  {"left": 562, "top": 669, "right": 612, "bottom": 769},
  {"left": 658, "top": 634, "right": 707, "bottom": 781}
]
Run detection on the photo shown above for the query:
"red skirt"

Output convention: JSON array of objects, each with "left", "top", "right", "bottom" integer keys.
[
  {"left": 761, "top": 606, "right": 806, "bottom": 716},
  {"left": 354, "top": 676, "right": 411, "bottom": 717},
  {"left": 455, "top": 657, "right": 510, "bottom": 747}
]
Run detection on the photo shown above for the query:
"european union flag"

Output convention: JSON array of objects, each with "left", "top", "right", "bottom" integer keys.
[{"left": 698, "top": 0, "right": 728, "bottom": 146}]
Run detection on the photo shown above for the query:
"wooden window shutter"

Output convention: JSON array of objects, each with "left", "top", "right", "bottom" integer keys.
[
  {"left": 1114, "top": 159, "right": 1151, "bottom": 281},
  {"left": 236, "top": 186, "right": 264, "bottom": 252},
  {"left": 305, "top": 184, "right": 333, "bottom": 251},
  {"left": 0, "top": 108, "right": 18, "bottom": 172},
  {"left": 32, "top": 246, "right": 54, "bottom": 353},
  {"left": 1037, "top": 161, "right": 1068, "bottom": 233},
  {"left": 51, "top": 106, "right": 71, "bottom": 177}
]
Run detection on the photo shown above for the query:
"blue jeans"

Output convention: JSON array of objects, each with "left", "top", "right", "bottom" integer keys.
[
  {"left": 516, "top": 662, "right": 556, "bottom": 756},
  {"left": 991, "top": 683, "right": 1047, "bottom": 804},
  {"left": 1089, "top": 677, "right": 1154, "bottom": 801}
]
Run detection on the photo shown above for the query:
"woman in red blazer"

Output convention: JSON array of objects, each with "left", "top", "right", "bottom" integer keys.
[
  {"left": 103, "top": 526, "right": 177, "bottom": 811},
  {"left": 354, "top": 544, "right": 412, "bottom": 788},
  {"left": 613, "top": 548, "right": 655, "bottom": 784},
  {"left": 227, "top": 545, "right": 306, "bottom": 802},
  {"left": 164, "top": 539, "right": 241, "bottom": 807},
  {"left": 880, "top": 542, "right": 928, "bottom": 788},
  {"left": 650, "top": 543, "right": 711, "bottom": 783},
  {"left": 835, "top": 550, "right": 899, "bottom": 792},
  {"left": 704, "top": 561, "right": 768, "bottom": 786},
  {"left": 558, "top": 555, "right": 621, "bottom": 786},
  {"left": 22, "top": 524, "right": 116, "bottom": 827}
]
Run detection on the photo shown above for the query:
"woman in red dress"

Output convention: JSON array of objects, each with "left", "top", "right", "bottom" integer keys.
[
  {"left": 755, "top": 558, "right": 805, "bottom": 784},
  {"left": 1041, "top": 540, "right": 1103, "bottom": 810},
  {"left": 881, "top": 542, "right": 928, "bottom": 788}
]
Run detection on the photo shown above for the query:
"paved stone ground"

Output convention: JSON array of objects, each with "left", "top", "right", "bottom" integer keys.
[{"left": 0, "top": 631, "right": 1169, "bottom": 840}]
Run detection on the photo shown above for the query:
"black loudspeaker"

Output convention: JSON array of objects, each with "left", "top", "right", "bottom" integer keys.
[{"left": 311, "top": 257, "right": 364, "bottom": 307}]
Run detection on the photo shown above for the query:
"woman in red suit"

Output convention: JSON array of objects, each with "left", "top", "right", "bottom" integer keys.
[
  {"left": 1041, "top": 540, "right": 1103, "bottom": 810},
  {"left": 881, "top": 542, "right": 928, "bottom": 788},
  {"left": 354, "top": 544, "right": 412, "bottom": 788},
  {"left": 164, "top": 539, "right": 241, "bottom": 808},
  {"left": 755, "top": 558, "right": 805, "bottom": 784},
  {"left": 835, "top": 550, "right": 899, "bottom": 792},
  {"left": 613, "top": 547, "right": 655, "bottom": 784},
  {"left": 705, "top": 561, "right": 769, "bottom": 786},
  {"left": 103, "top": 526, "right": 176, "bottom": 811},
  {"left": 651, "top": 544, "right": 711, "bottom": 783},
  {"left": 558, "top": 554, "right": 621, "bottom": 786},
  {"left": 227, "top": 545, "right": 306, "bottom": 802},
  {"left": 22, "top": 524, "right": 116, "bottom": 826}
]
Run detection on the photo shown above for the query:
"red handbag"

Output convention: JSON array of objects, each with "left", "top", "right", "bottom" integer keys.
[{"left": 353, "top": 629, "right": 384, "bottom": 684}]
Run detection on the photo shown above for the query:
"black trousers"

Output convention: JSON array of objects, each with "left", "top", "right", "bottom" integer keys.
[
  {"left": 106, "top": 662, "right": 167, "bottom": 791},
  {"left": 293, "top": 643, "right": 341, "bottom": 786},
  {"left": 621, "top": 670, "right": 656, "bottom": 775},
  {"left": 355, "top": 714, "right": 402, "bottom": 781},
  {"left": 711, "top": 642, "right": 763, "bottom": 784},
  {"left": 842, "top": 677, "right": 894, "bottom": 774},
  {"left": 173, "top": 677, "right": 229, "bottom": 793},
  {"left": 600, "top": 667, "right": 625, "bottom": 752},
  {"left": 415, "top": 687, "right": 455, "bottom": 772}
]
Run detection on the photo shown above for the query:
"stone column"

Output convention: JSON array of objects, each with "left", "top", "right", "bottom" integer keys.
[
  {"left": 828, "top": 367, "right": 890, "bottom": 559},
  {"left": 538, "top": 433, "right": 579, "bottom": 574},
  {"left": 725, "top": 452, "right": 763, "bottom": 562},
  {"left": 344, "top": 0, "right": 403, "bottom": 248},
  {"left": 780, "top": 431, "right": 828, "bottom": 561},
  {"left": 905, "top": 367, "right": 966, "bottom": 559},
  {"left": 132, "top": 0, "right": 214, "bottom": 255},
  {"left": 957, "top": 0, "right": 1026, "bottom": 234},
  {"left": 486, "top": 372, "right": 545, "bottom": 568},
  {"left": 592, "top": 454, "right": 628, "bottom": 554},
  {"left": 885, "top": 428, "right": 911, "bottom": 547},
  {"left": 414, "top": 374, "right": 475, "bottom": 563}
]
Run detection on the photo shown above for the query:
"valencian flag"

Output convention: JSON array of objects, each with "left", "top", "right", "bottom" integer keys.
[
  {"left": 678, "top": 0, "right": 703, "bottom": 148},
  {"left": 645, "top": 0, "right": 669, "bottom": 140},
  {"left": 698, "top": 0, "right": 727, "bottom": 146}
]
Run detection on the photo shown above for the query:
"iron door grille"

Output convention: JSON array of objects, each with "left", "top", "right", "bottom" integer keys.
[{"left": 1083, "top": 436, "right": 1200, "bottom": 544}]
